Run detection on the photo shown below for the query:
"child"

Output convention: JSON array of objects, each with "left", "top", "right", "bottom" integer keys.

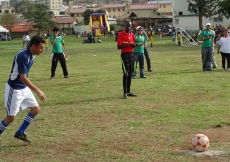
[
  {"left": 149, "top": 30, "right": 154, "bottom": 47},
  {"left": 177, "top": 32, "right": 181, "bottom": 46},
  {"left": 159, "top": 31, "right": 163, "bottom": 39},
  {"left": 45, "top": 36, "right": 48, "bottom": 50}
]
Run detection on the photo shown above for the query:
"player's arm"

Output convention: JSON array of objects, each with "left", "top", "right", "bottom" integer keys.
[
  {"left": 50, "top": 34, "right": 58, "bottom": 45},
  {"left": 20, "top": 73, "right": 47, "bottom": 102},
  {"left": 199, "top": 32, "right": 211, "bottom": 41}
]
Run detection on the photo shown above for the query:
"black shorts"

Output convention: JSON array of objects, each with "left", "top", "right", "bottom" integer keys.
[{"left": 120, "top": 52, "right": 135, "bottom": 73}]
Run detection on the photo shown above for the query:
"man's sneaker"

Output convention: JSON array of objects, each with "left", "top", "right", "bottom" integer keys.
[
  {"left": 123, "top": 94, "right": 128, "bottom": 99},
  {"left": 127, "top": 92, "right": 137, "bottom": 97},
  {"left": 64, "top": 75, "right": 69, "bottom": 79},
  {"left": 14, "top": 132, "right": 31, "bottom": 142},
  {"left": 50, "top": 77, "right": 54, "bottom": 80},
  {"left": 148, "top": 68, "right": 153, "bottom": 72}
]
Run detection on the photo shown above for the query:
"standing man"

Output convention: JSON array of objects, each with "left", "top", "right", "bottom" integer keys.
[
  {"left": 132, "top": 26, "right": 147, "bottom": 79},
  {"left": 50, "top": 27, "right": 69, "bottom": 80},
  {"left": 117, "top": 20, "right": 137, "bottom": 99},
  {"left": 25, "top": 32, "right": 30, "bottom": 46},
  {"left": 0, "top": 35, "right": 47, "bottom": 149},
  {"left": 143, "top": 30, "right": 153, "bottom": 72},
  {"left": 200, "top": 23, "right": 215, "bottom": 71}
]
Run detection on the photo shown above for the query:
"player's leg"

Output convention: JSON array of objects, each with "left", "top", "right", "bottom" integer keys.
[
  {"left": 132, "top": 53, "right": 138, "bottom": 79},
  {"left": 59, "top": 54, "right": 69, "bottom": 78},
  {"left": 140, "top": 54, "right": 145, "bottom": 78},
  {"left": 121, "top": 54, "right": 129, "bottom": 99},
  {"left": 127, "top": 53, "right": 137, "bottom": 97},
  {"left": 0, "top": 83, "right": 23, "bottom": 147},
  {"left": 14, "top": 87, "right": 39, "bottom": 142},
  {"left": 51, "top": 53, "right": 59, "bottom": 79}
]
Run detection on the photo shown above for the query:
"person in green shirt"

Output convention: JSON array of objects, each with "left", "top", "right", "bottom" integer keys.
[
  {"left": 200, "top": 23, "right": 215, "bottom": 71},
  {"left": 132, "top": 26, "right": 147, "bottom": 79},
  {"left": 50, "top": 27, "right": 69, "bottom": 80}
]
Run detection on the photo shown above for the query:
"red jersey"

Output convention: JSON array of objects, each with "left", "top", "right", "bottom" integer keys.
[{"left": 117, "top": 30, "right": 135, "bottom": 53}]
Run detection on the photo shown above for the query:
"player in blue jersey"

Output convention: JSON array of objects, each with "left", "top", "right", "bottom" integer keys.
[{"left": 0, "top": 35, "right": 47, "bottom": 149}]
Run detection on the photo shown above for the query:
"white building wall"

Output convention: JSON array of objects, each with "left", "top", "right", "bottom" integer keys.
[{"left": 172, "top": 0, "right": 230, "bottom": 30}]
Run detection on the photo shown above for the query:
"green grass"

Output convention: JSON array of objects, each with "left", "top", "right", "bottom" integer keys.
[{"left": 0, "top": 35, "right": 230, "bottom": 162}]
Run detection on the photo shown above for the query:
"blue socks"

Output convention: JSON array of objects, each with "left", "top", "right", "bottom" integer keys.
[
  {"left": 0, "top": 120, "right": 8, "bottom": 135},
  {"left": 17, "top": 112, "right": 35, "bottom": 134}
]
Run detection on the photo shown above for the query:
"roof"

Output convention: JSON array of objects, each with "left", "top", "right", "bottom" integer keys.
[
  {"left": 52, "top": 16, "right": 76, "bottom": 24},
  {"left": 129, "top": 4, "right": 158, "bottom": 10},
  {"left": 101, "top": 4, "right": 126, "bottom": 8},
  {"left": 116, "top": 10, "right": 168, "bottom": 20},
  {"left": 66, "top": 7, "right": 100, "bottom": 14},
  {"left": 3, "top": 25, "right": 36, "bottom": 32},
  {"left": 147, "top": 1, "right": 172, "bottom": 4}
]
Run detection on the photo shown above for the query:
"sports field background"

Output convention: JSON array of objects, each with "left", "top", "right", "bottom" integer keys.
[{"left": 0, "top": 35, "right": 230, "bottom": 162}]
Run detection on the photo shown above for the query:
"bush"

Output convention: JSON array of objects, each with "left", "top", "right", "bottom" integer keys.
[{"left": 110, "top": 24, "right": 116, "bottom": 31}]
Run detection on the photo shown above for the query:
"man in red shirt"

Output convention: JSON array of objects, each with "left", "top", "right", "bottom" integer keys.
[{"left": 117, "top": 20, "right": 137, "bottom": 99}]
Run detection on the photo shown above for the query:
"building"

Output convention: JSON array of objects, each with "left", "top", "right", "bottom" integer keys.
[
  {"left": 52, "top": 15, "right": 76, "bottom": 28},
  {"left": 172, "top": 0, "right": 230, "bottom": 30},
  {"left": 147, "top": 0, "right": 172, "bottom": 17},
  {"left": 0, "top": 0, "right": 14, "bottom": 15},
  {"left": 66, "top": 2, "right": 158, "bottom": 22}
]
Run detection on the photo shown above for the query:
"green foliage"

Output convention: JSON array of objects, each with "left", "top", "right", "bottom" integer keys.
[
  {"left": 34, "top": 4, "right": 49, "bottom": 10},
  {"left": 14, "top": 0, "right": 35, "bottom": 16},
  {"left": 26, "top": 9, "right": 57, "bottom": 31},
  {"left": 83, "top": 9, "right": 94, "bottom": 25},
  {"left": 76, "top": 20, "right": 85, "bottom": 25},
  {"left": 95, "top": 9, "right": 106, "bottom": 13},
  {"left": 0, "top": 13, "right": 18, "bottom": 32},
  {"left": 218, "top": 0, "right": 230, "bottom": 19},
  {"left": 59, "top": 11, "right": 66, "bottom": 15},
  {"left": 187, "top": 0, "right": 218, "bottom": 30},
  {"left": 110, "top": 24, "right": 116, "bottom": 31}
]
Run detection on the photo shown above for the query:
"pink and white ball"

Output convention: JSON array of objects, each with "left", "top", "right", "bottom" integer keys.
[{"left": 191, "top": 134, "right": 209, "bottom": 152}]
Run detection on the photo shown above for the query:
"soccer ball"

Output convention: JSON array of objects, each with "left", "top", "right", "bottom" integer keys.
[{"left": 191, "top": 134, "right": 209, "bottom": 152}]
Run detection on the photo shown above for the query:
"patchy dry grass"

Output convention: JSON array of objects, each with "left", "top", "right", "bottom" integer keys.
[{"left": 0, "top": 35, "right": 230, "bottom": 162}]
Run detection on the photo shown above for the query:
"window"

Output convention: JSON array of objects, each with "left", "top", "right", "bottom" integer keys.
[
  {"left": 178, "top": 12, "right": 183, "bottom": 16},
  {"left": 113, "top": 8, "right": 116, "bottom": 12},
  {"left": 123, "top": 7, "right": 125, "bottom": 11},
  {"left": 118, "top": 8, "right": 120, "bottom": 11},
  {"left": 213, "top": 17, "right": 223, "bottom": 22},
  {"left": 163, "top": 4, "right": 166, "bottom": 8},
  {"left": 71, "top": 14, "right": 74, "bottom": 17},
  {"left": 68, "top": 23, "right": 70, "bottom": 27}
]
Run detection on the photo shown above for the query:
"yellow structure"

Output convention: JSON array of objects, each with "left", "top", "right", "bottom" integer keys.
[{"left": 89, "top": 13, "right": 110, "bottom": 37}]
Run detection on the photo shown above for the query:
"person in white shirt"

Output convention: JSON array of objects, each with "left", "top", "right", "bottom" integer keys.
[
  {"left": 25, "top": 33, "right": 30, "bottom": 46},
  {"left": 217, "top": 29, "right": 230, "bottom": 70}
]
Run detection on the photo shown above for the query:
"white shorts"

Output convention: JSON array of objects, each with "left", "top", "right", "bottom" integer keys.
[{"left": 4, "top": 83, "right": 38, "bottom": 116}]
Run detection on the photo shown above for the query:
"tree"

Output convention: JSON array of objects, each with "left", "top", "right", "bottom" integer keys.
[
  {"left": 34, "top": 4, "right": 49, "bottom": 10},
  {"left": 26, "top": 9, "right": 57, "bottom": 32},
  {"left": 95, "top": 9, "right": 106, "bottom": 14},
  {"left": 83, "top": 9, "right": 95, "bottom": 25},
  {"left": 14, "top": 0, "right": 35, "bottom": 16},
  {"left": 218, "top": 0, "right": 230, "bottom": 19},
  {"left": 0, "top": 13, "right": 18, "bottom": 33},
  {"left": 187, "top": 0, "right": 218, "bottom": 30}
]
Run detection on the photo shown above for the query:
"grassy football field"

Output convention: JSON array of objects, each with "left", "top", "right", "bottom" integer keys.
[{"left": 0, "top": 35, "right": 230, "bottom": 162}]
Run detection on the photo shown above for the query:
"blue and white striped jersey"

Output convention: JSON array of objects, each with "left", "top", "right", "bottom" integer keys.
[{"left": 7, "top": 47, "right": 35, "bottom": 89}]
